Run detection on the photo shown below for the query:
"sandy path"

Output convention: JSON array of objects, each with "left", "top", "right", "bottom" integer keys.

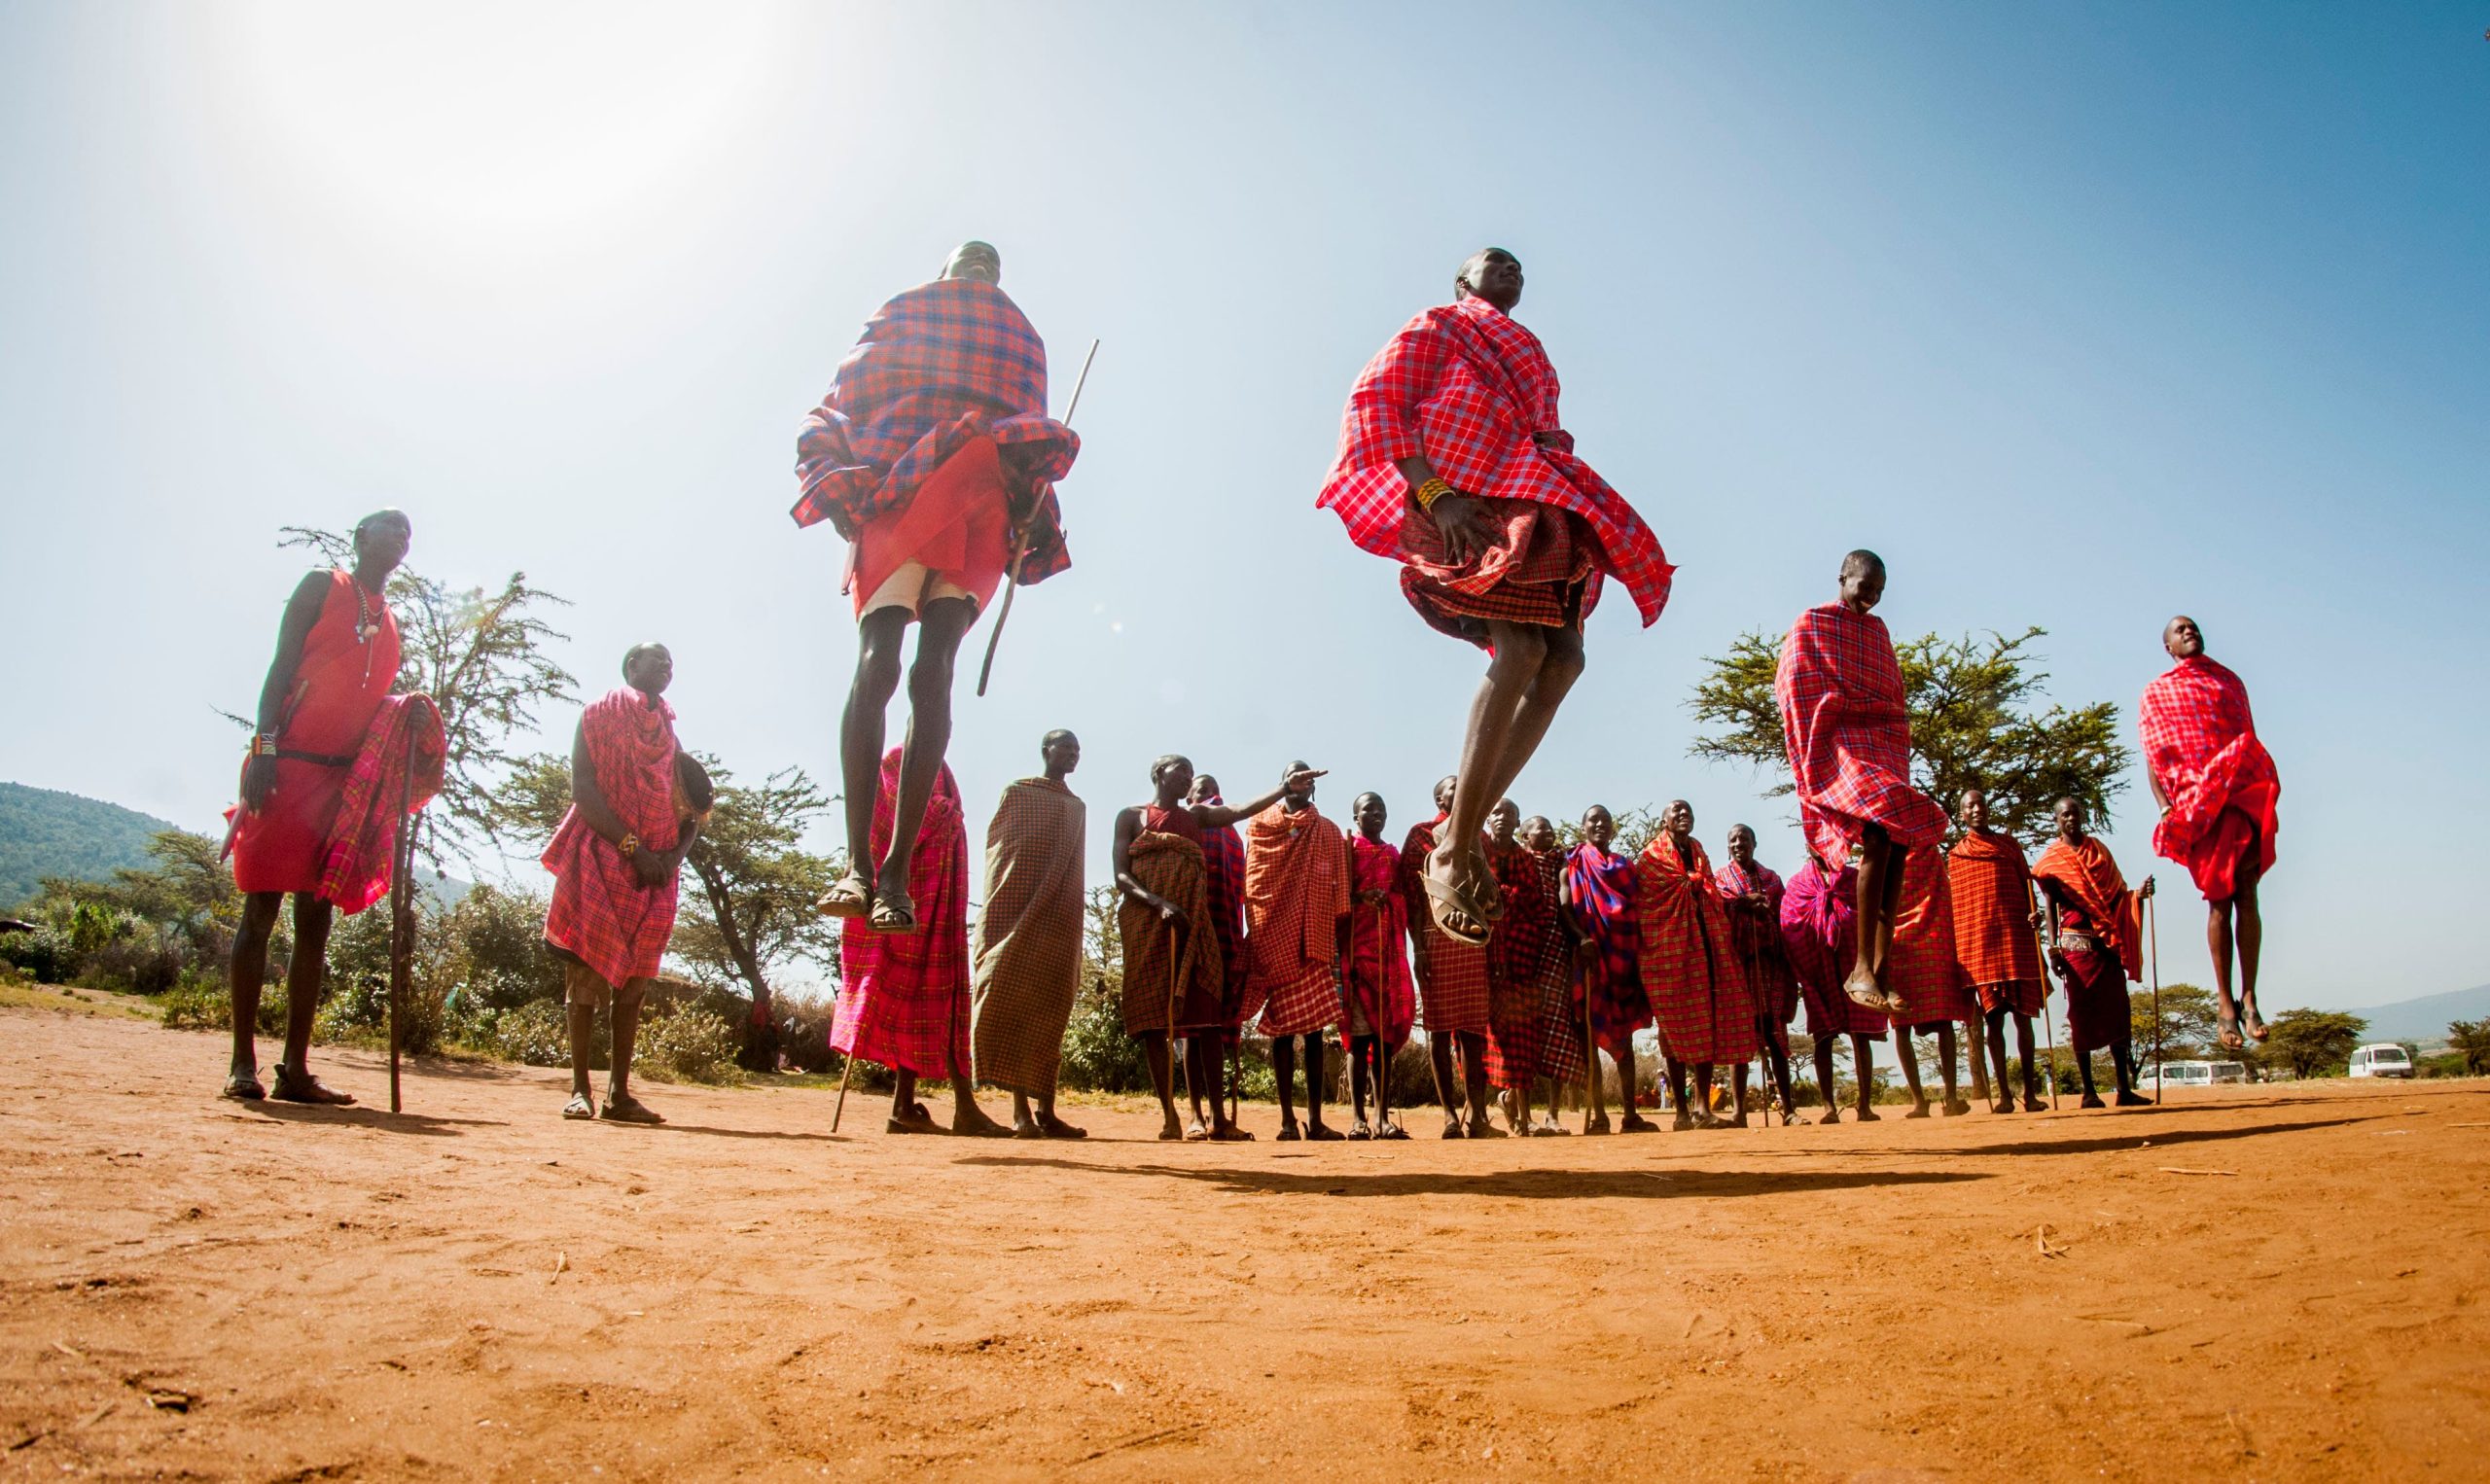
[{"left": 2, "top": 1003, "right": 2485, "bottom": 1481}]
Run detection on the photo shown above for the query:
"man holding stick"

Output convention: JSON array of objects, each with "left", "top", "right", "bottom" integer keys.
[
  {"left": 1185, "top": 772, "right": 1254, "bottom": 1131},
  {"left": 1343, "top": 793, "right": 1417, "bottom": 1140},
  {"left": 798, "top": 241, "right": 1082, "bottom": 934},
  {"left": 543, "top": 645, "right": 706, "bottom": 1124},
  {"left": 1639, "top": 801, "right": 1754, "bottom": 1128},
  {"left": 2033, "top": 796, "right": 2155, "bottom": 1108}
]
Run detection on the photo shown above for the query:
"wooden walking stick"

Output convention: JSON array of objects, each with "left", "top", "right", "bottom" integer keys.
[
  {"left": 976, "top": 338, "right": 1099, "bottom": 697},
  {"left": 2035, "top": 921, "right": 2062, "bottom": 1112},
  {"left": 830, "top": 1047, "right": 854, "bottom": 1133},
  {"left": 386, "top": 764, "right": 417, "bottom": 1114},
  {"left": 2148, "top": 889, "right": 2162, "bottom": 1105}
]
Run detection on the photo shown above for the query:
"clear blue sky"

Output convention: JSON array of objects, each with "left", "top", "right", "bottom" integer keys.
[{"left": 2, "top": 2, "right": 2483, "bottom": 1009}]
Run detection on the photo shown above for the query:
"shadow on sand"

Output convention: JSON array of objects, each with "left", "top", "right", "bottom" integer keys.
[
  {"left": 952, "top": 1157, "right": 1982, "bottom": 1200},
  {"left": 240, "top": 1101, "right": 489, "bottom": 1137}
]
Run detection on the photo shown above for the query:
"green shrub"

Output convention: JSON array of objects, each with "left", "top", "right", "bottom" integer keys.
[
  {"left": 160, "top": 971, "right": 289, "bottom": 1035},
  {"left": 463, "top": 998, "right": 573, "bottom": 1068},
  {"left": 635, "top": 1003, "right": 740, "bottom": 1085},
  {"left": 1058, "top": 975, "right": 1150, "bottom": 1093}
]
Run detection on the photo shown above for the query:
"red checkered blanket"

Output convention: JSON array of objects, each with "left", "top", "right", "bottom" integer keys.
[
  {"left": 2140, "top": 656, "right": 2279, "bottom": 900},
  {"left": 835, "top": 750, "right": 972, "bottom": 1078},
  {"left": 542, "top": 689, "right": 682, "bottom": 989},
  {"left": 315, "top": 693, "right": 444, "bottom": 915},
  {"left": 1776, "top": 602, "right": 1950, "bottom": 866},
  {"left": 1637, "top": 832, "right": 1752, "bottom": 1066}
]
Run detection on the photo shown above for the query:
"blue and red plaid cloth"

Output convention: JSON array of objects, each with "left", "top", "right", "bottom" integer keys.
[
  {"left": 1316, "top": 295, "right": 1674, "bottom": 627},
  {"left": 793, "top": 278, "right": 1080, "bottom": 585}
]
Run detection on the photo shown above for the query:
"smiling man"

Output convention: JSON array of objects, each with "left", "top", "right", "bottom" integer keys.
[
  {"left": 798, "top": 240, "right": 1081, "bottom": 936},
  {"left": 2140, "top": 616, "right": 2279, "bottom": 1049},
  {"left": 1319, "top": 248, "right": 1674, "bottom": 950}
]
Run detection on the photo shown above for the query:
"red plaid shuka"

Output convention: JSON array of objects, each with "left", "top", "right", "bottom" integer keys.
[
  {"left": 315, "top": 693, "right": 444, "bottom": 915},
  {"left": 1637, "top": 833, "right": 1754, "bottom": 1067},
  {"left": 1247, "top": 802, "right": 1350, "bottom": 1038},
  {"left": 1397, "top": 815, "right": 1490, "bottom": 1034},
  {"left": 1946, "top": 829, "right": 2044, "bottom": 1015},
  {"left": 835, "top": 750, "right": 972, "bottom": 1079},
  {"left": 1886, "top": 845, "right": 1974, "bottom": 1028},
  {"left": 1194, "top": 795, "right": 1256, "bottom": 1031},
  {"left": 1776, "top": 602, "right": 1951, "bottom": 866},
  {"left": 543, "top": 689, "right": 685, "bottom": 991},
  {"left": 1564, "top": 842, "right": 1652, "bottom": 1059},
  {"left": 2033, "top": 833, "right": 2143, "bottom": 1055},
  {"left": 2140, "top": 656, "right": 2279, "bottom": 901},
  {"left": 1316, "top": 294, "right": 1673, "bottom": 632},
  {"left": 1781, "top": 855, "right": 1888, "bottom": 1040},
  {"left": 1483, "top": 839, "right": 1564, "bottom": 1087},
  {"left": 1340, "top": 834, "right": 1417, "bottom": 1052},
  {"left": 1715, "top": 860, "right": 1796, "bottom": 1021},
  {"left": 793, "top": 278, "right": 1080, "bottom": 585},
  {"left": 1525, "top": 848, "right": 1586, "bottom": 1087}
]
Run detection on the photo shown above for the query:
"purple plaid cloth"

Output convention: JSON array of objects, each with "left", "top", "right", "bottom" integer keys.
[{"left": 792, "top": 278, "right": 1081, "bottom": 584}]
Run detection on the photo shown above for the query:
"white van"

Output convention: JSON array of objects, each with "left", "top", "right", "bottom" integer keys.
[
  {"left": 2348, "top": 1043, "right": 2414, "bottom": 1079},
  {"left": 2147, "top": 1060, "right": 2250, "bottom": 1090}
]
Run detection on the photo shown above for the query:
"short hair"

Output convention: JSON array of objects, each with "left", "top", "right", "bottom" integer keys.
[
  {"left": 1354, "top": 791, "right": 1382, "bottom": 810},
  {"left": 1455, "top": 246, "right": 1515, "bottom": 296},
  {"left": 1150, "top": 754, "right": 1190, "bottom": 784},
  {"left": 355, "top": 508, "right": 410, "bottom": 539},
  {"left": 1841, "top": 548, "right": 1885, "bottom": 576},
  {"left": 1042, "top": 728, "right": 1077, "bottom": 749},
  {"left": 622, "top": 642, "right": 669, "bottom": 674},
  {"left": 1284, "top": 759, "right": 1311, "bottom": 780},
  {"left": 1728, "top": 822, "right": 1755, "bottom": 838}
]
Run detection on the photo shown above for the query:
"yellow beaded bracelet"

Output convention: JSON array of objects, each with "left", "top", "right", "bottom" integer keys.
[{"left": 1414, "top": 477, "right": 1455, "bottom": 512}]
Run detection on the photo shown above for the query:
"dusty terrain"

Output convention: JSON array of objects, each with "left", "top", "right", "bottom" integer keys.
[{"left": 3, "top": 998, "right": 2486, "bottom": 1482}]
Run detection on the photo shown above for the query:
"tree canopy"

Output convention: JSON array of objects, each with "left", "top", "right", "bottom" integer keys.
[
  {"left": 2260, "top": 1007, "right": 2368, "bottom": 1078},
  {"left": 1687, "top": 625, "right": 2131, "bottom": 846}
]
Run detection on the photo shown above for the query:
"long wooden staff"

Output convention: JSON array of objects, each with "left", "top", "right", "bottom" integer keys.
[
  {"left": 2147, "top": 890, "right": 2162, "bottom": 1105},
  {"left": 387, "top": 763, "right": 417, "bottom": 1114},
  {"left": 975, "top": 338, "right": 1099, "bottom": 698},
  {"left": 830, "top": 1049, "right": 854, "bottom": 1133},
  {"left": 2034, "top": 919, "right": 2062, "bottom": 1112}
]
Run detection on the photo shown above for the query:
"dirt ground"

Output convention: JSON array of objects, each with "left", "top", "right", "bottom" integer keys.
[{"left": 3, "top": 999, "right": 2486, "bottom": 1482}]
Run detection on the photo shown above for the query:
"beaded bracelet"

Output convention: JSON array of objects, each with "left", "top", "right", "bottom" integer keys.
[
  {"left": 1414, "top": 477, "right": 1456, "bottom": 512},
  {"left": 250, "top": 733, "right": 279, "bottom": 759},
  {"left": 620, "top": 833, "right": 642, "bottom": 859}
]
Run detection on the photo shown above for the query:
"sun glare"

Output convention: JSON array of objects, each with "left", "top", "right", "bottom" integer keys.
[{"left": 208, "top": 1, "right": 805, "bottom": 244}]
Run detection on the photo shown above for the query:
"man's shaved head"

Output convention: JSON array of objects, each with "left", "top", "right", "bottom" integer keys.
[
  {"left": 1151, "top": 754, "right": 1191, "bottom": 785},
  {"left": 943, "top": 240, "right": 1001, "bottom": 284},
  {"left": 2163, "top": 615, "right": 2205, "bottom": 659},
  {"left": 1837, "top": 549, "right": 1887, "bottom": 615},
  {"left": 1454, "top": 247, "right": 1523, "bottom": 312},
  {"left": 1842, "top": 549, "right": 1885, "bottom": 578}
]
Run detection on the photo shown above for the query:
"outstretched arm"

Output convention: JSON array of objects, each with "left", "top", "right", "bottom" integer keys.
[
  {"left": 1190, "top": 767, "right": 1326, "bottom": 830},
  {"left": 238, "top": 571, "right": 334, "bottom": 811}
]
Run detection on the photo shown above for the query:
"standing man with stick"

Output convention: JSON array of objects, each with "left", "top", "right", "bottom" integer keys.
[
  {"left": 797, "top": 241, "right": 1082, "bottom": 934},
  {"left": 1342, "top": 793, "right": 1417, "bottom": 1140},
  {"left": 2033, "top": 796, "right": 2155, "bottom": 1108},
  {"left": 1639, "top": 801, "right": 1755, "bottom": 1128},
  {"left": 1716, "top": 824, "right": 1797, "bottom": 1124},
  {"left": 1318, "top": 248, "right": 1674, "bottom": 946},
  {"left": 222, "top": 510, "right": 431, "bottom": 1105},
  {"left": 2139, "top": 617, "right": 2279, "bottom": 1050},
  {"left": 543, "top": 645, "right": 706, "bottom": 1124},
  {"left": 1184, "top": 773, "right": 1254, "bottom": 1133}
]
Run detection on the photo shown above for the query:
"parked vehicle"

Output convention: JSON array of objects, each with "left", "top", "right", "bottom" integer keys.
[
  {"left": 2348, "top": 1043, "right": 2414, "bottom": 1079},
  {"left": 2147, "top": 1060, "right": 2250, "bottom": 1090}
]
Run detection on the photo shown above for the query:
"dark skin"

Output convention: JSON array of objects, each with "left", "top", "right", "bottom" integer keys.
[
  {"left": 1113, "top": 757, "right": 1325, "bottom": 1140},
  {"left": 1345, "top": 792, "right": 1404, "bottom": 1141},
  {"left": 821, "top": 240, "right": 1014, "bottom": 934},
  {"left": 1960, "top": 788, "right": 2048, "bottom": 1114},
  {"left": 1558, "top": 806, "right": 1644, "bottom": 1133},
  {"left": 1182, "top": 772, "right": 1235, "bottom": 1132},
  {"left": 224, "top": 511, "right": 412, "bottom": 1105},
  {"left": 1400, "top": 250, "right": 1591, "bottom": 945},
  {"left": 1798, "top": 852, "right": 1881, "bottom": 1125},
  {"left": 560, "top": 645, "right": 704, "bottom": 1124},
  {"left": 1825, "top": 550, "right": 1917, "bottom": 1020},
  {"left": 2151, "top": 615, "right": 2265, "bottom": 1047},
  {"left": 1006, "top": 730, "right": 1088, "bottom": 1140},
  {"left": 1415, "top": 776, "right": 1496, "bottom": 1138},
  {"left": 1517, "top": 815, "right": 1576, "bottom": 1134},
  {"left": 1725, "top": 824, "right": 1796, "bottom": 1121},
  {"left": 1662, "top": 801, "right": 1747, "bottom": 1130},
  {"left": 2041, "top": 796, "right": 2155, "bottom": 1108}
]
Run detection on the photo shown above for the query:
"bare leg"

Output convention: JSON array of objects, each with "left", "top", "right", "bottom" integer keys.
[
  {"left": 566, "top": 1001, "right": 598, "bottom": 1115},
  {"left": 1300, "top": 1036, "right": 1339, "bottom": 1138},
  {"left": 1983, "top": 1008, "right": 2013, "bottom": 1113},
  {"left": 1727, "top": 1062, "right": 1751, "bottom": 1128},
  {"left": 2078, "top": 1050, "right": 2105, "bottom": 1108},
  {"left": 2015, "top": 1014, "right": 2043, "bottom": 1109},
  {"left": 837, "top": 607, "right": 910, "bottom": 901},
  {"left": 1893, "top": 1025, "right": 1931, "bottom": 1115},
  {"left": 1431, "top": 622, "right": 1562, "bottom": 935},
  {"left": 1661, "top": 1053, "right": 1690, "bottom": 1129},
  {"left": 225, "top": 892, "right": 284, "bottom": 1094},
  {"left": 1349, "top": 1036, "right": 1373, "bottom": 1129},
  {"left": 1184, "top": 1039, "right": 1225, "bottom": 1136},
  {"left": 2207, "top": 898, "right": 2241, "bottom": 1043},
  {"left": 1851, "top": 1033, "right": 1881, "bottom": 1120},
  {"left": 2111, "top": 1037, "right": 2151, "bottom": 1106},
  {"left": 1272, "top": 1035, "right": 1301, "bottom": 1138},
  {"left": 1011, "top": 1090, "right": 1040, "bottom": 1137},
  {"left": 1429, "top": 1031, "right": 1463, "bottom": 1136},
  {"left": 1760, "top": 1022, "right": 1796, "bottom": 1120},
  {"left": 1845, "top": 826, "right": 1898, "bottom": 1010},
  {"left": 1459, "top": 1031, "right": 1500, "bottom": 1136},
  {"left": 1477, "top": 625, "right": 1588, "bottom": 806},
  {"left": 947, "top": 1074, "right": 1007, "bottom": 1136},
  {"left": 2234, "top": 842, "right": 2265, "bottom": 1040},
  {"left": 267, "top": 897, "right": 352, "bottom": 1104},
  {"left": 1934, "top": 1023, "right": 1968, "bottom": 1113},
  {"left": 875, "top": 597, "right": 978, "bottom": 917},
  {"left": 1141, "top": 1031, "right": 1182, "bottom": 1139},
  {"left": 1035, "top": 1090, "right": 1086, "bottom": 1139},
  {"left": 1812, "top": 1035, "right": 1841, "bottom": 1123},
  {"left": 600, "top": 993, "right": 664, "bottom": 1123}
]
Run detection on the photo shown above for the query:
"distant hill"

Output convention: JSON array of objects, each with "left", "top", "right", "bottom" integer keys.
[
  {"left": 0, "top": 782, "right": 183, "bottom": 910},
  {"left": 2337, "top": 983, "right": 2490, "bottom": 1044}
]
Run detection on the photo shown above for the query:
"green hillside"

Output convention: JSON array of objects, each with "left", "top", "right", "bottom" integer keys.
[{"left": 0, "top": 782, "right": 185, "bottom": 910}]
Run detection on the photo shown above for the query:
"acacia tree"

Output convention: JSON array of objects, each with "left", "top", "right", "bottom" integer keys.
[
  {"left": 1687, "top": 626, "right": 2130, "bottom": 846},
  {"left": 2130, "top": 981, "right": 2221, "bottom": 1063},
  {"left": 2446, "top": 1019, "right": 2490, "bottom": 1076},
  {"left": 2259, "top": 1007, "right": 2367, "bottom": 1078},
  {"left": 277, "top": 526, "right": 576, "bottom": 869},
  {"left": 493, "top": 752, "right": 841, "bottom": 1072}
]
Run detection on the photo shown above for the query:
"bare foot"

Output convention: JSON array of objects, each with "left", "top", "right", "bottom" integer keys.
[
  {"left": 1841, "top": 963, "right": 1886, "bottom": 1012},
  {"left": 1903, "top": 1102, "right": 1931, "bottom": 1120},
  {"left": 1441, "top": 1116, "right": 1465, "bottom": 1140},
  {"left": 1989, "top": 1098, "right": 2014, "bottom": 1116},
  {"left": 2022, "top": 1094, "right": 2047, "bottom": 1113},
  {"left": 1583, "top": 1113, "right": 1613, "bottom": 1135},
  {"left": 269, "top": 1067, "right": 355, "bottom": 1106},
  {"left": 2116, "top": 1090, "right": 2152, "bottom": 1108},
  {"left": 1815, "top": 1107, "right": 1841, "bottom": 1125},
  {"left": 1942, "top": 1098, "right": 1972, "bottom": 1116},
  {"left": 1619, "top": 1113, "right": 1661, "bottom": 1134},
  {"left": 1209, "top": 1123, "right": 1255, "bottom": 1142},
  {"left": 814, "top": 870, "right": 872, "bottom": 919},
  {"left": 949, "top": 1105, "right": 1013, "bottom": 1139},
  {"left": 1854, "top": 1106, "right": 1881, "bottom": 1123},
  {"left": 1467, "top": 1114, "right": 1509, "bottom": 1139},
  {"left": 2242, "top": 1006, "right": 2269, "bottom": 1042},
  {"left": 1013, "top": 1116, "right": 1046, "bottom": 1139},
  {"left": 1276, "top": 1118, "right": 1303, "bottom": 1142},
  {"left": 1037, "top": 1112, "right": 1088, "bottom": 1140},
  {"left": 886, "top": 1101, "right": 944, "bottom": 1135}
]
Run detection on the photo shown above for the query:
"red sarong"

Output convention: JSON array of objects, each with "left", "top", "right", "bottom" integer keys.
[
  {"left": 1564, "top": 843, "right": 1651, "bottom": 1059},
  {"left": 543, "top": 689, "right": 685, "bottom": 992},
  {"left": 1396, "top": 815, "right": 1491, "bottom": 1033},
  {"left": 1483, "top": 840, "right": 1562, "bottom": 1087},
  {"left": 1775, "top": 602, "right": 1950, "bottom": 866},
  {"left": 2035, "top": 836, "right": 2140, "bottom": 1057},
  {"left": 1340, "top": 834, "right": 1416, "bottom": 1051},
  {"left": 1781, "top": 856, "right": 1888, "bottom": 1039},
  {"left": 1947, "top": 829, "right": 2044, "bottom": 1016},
  {"left": 1717, "top": 860, "right": 1796, "bottom": 1051},
  {"left": 314, "top": 693, "right": 444, "bottom": 915},
  {"left": 2140, "top": 656, "right": 2279, "bottom": 901},
  {"left": 1317, "top": 294, "right": 1673, "bottom": 643},
  {"left": 834, "top": 750, "right": 971, "bottom": 1078},
  {"left": 1886, "top": 845, "right": 1974, "bottom": 1027},
  {"left": 1637, "top": 833, "right": 1754, "bottom": 1066},
  {"left": 1194, "top": 796, "right": 1255, "bottom": 1031},
  {"left": 228, "top": 570, "right": 402, "bottom": 895},
  {"left": 1247, "top": 803, "right": 1349, "bottom": 1038},
  {"left": 849, "top": 434, "right": 1013, "bottom": 618}
]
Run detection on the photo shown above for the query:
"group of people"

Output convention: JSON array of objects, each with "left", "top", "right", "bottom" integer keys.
[{"left": 215, "top": 239, "right": 2280, "bottom": 1142}]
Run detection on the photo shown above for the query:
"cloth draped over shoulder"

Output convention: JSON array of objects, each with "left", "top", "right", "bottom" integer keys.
[
  {"left": 1397, "top": 816, "right": 1490, "bottom": 1034},
  {"left": 1946, "top": 828, "right": 2043, "bottom": 998},
  {"left": 1637, "top": 833, "right": 1753, "bottom": 1067},
  {"left": 1484, "top": 840, "right": 1566, "bottom": 1088},
  {"left": 1886, "top": 845, "right": 1974, "bottom": 1027},
  {"left": 1340, "top": 834, "right": 1417, "bottom": 1051},
  {"left": 835, "top": 750, "right": 973, "bottom": 1079},
  {"left": 542, "top": 689, "right": 684, "bottom": 990},
  {"left": 1775, "top": 603, "right": 1950, "bottom": 866},
  {"left": 792, "top": 278, "right": 1080, "bottom": 586},
  {"left": 1564, "top": 843, "right": 1651, "bottom": 1059},
  {"left": 314, "top": 693, "right": 445, "bottom": 915},
  {"left": 2140, "top": 655, "right": 2279, "bottom": 901},
  {"left": 970, "top": 777, "right": 1086, "bottom": 1096},
  {"left": 2034, "top": 833, "right": 2140, "bottom": 1055},
  {"left": 1247, "top": 804, "right": 1349, "bottom": 1038},
  {"left": 1781, "top": 855, "right": 1887, "bottom": 1039},
  {"left": 228, "top": 570, "right": 406, "bottom": 897},
  {"left": 1316, "top": 295, "right": 1673, "bottom": 629},
  {"left": 1118, "top": 807, "right": 1215, "bottom": 1037},
  {"left": 1194, "top": 797, "right": 1255, "bottom": 1033},
  {"left": 1715, "top": 860, "right": 1795, "bottom": 1030}
]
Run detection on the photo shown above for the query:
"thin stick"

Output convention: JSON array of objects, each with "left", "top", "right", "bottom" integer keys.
[
  {"left": 976, "top": 338, "right": 1098, "bottom": 697},
  {"left": 387, "top": 765, "right": 416, "bottom": 1114},
  {"left": 2148, "top": 892, "right": 2162, "bottom": 1106},
  {"left": 830, "top": 1051, "right": 854, "bottom": 1133},
  {"left": 2035, "top": 921, "right": 2062, "bottom": 1112}
]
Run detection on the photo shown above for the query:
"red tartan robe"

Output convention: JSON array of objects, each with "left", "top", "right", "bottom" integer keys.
[
  {"left": 1247, "top": 802, "right": 1350, "bottom": 1039},
  {"left": 2140, "top": 655, "right": 2279, "bottom": 901},
  {"left": 1636, "top": 832, "right": 1753, "bottom": 1066},
  {"left": 229, "top": 571, "right": 403, "bottom": 896},
  {"left": 543, "top": 689, "right": 684, "bottom": 991},
  {"left": 1775, "top": 602, "right": 1950, "bottom": 866},
  {"left": 1396, "top": 815, "right": 1491, "bottom": 1034},
  {"left": 835, "top": 751, "right": 972, "bottom": 1078},
  {"left": 1886, "top": 845, "right": 1974, "bottom": 1028},
  {"left": 1946, "top": 829, "right": 2044, "bottom": 1016}
]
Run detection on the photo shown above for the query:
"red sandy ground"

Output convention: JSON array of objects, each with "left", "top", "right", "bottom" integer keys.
[{"left": 2, "top": 998, "right": 2486, "bottom": 1481}]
